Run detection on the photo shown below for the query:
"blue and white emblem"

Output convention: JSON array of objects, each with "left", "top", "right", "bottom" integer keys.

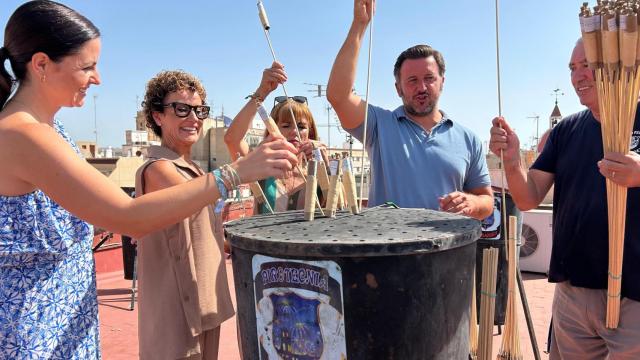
[{"left": 630, "top": 134, "right": 640, "bottom": 152}]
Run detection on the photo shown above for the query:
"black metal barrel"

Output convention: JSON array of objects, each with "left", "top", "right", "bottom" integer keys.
[{"left": 225, "top": 207, "right": 481, "bottom": 360}]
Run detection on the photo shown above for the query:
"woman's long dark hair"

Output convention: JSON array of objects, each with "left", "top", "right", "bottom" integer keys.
[{"left": 0, "top": 0, "right": 100, "bottom": 106}]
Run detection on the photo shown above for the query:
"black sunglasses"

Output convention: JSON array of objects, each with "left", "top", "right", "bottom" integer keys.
[
  {"left": 274, "top": 96, "right": 308, "bottom": 107},
  {"left": 162, "top": 102, "right": 210, "bottom": 120}
]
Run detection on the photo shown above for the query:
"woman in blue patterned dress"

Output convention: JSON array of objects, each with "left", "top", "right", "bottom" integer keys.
[{"left": 0, "top": 2, "right": 299, "bottom": 359}]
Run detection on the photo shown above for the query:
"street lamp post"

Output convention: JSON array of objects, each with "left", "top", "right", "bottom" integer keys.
[{"left": 93, "top": 94, "right": 98, "bottom": 156}]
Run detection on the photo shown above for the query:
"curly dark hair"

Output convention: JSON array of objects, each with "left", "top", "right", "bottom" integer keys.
[{"left": 142, "top": 70, "right": 207, "bottom": 137}]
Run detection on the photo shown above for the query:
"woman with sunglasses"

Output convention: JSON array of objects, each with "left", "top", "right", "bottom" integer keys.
[
  {"left": 134, "top": 70, "right": 244, "bottom": 360},
  {"left": 225, "top": 61, "right": 329, "bottom": 213},
  {"left": 0, "top": 2, "right": 298, "bottom": 358}
]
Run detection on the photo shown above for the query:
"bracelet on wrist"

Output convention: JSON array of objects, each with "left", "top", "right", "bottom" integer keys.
[
  {"left": 212, "top": 169, "right": 229, "bottom": 201},
  {"left": 220, "top": 164, "right": 240, "bottom": 188},
  {"left": 224, "top": 164, "right": 242, "bottom": 186},
  {"left": 245, "top": 92, "right": 264, "bottom": 105}
]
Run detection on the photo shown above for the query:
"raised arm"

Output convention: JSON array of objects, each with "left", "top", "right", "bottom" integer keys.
[
  {"left": 489, "top": 117, "right": 554, "bottom": 210},
  {"left": 4, "top": 121, "right": 298, "bottom": 238},
  {"left": 224, "top": 61, "right": 287, "bottom": 160},
  {"left": 326, "top": 0, "right": 375, "bottom": 130}
]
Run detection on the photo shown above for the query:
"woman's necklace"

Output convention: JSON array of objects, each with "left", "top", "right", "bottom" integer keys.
[{"left": 275, "top": 162, "right": 306, "bottom": 204}]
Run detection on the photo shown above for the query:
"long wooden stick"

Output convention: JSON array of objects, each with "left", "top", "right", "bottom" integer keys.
[
  {"left": 310, "top": 147, "right": 331, "bottom": 202},
  {"left": 358, "top": 5, "right": 374, "bottom": 210},
  {"left": 478, "top": 247, "right": 499, "bottom": 360},
  {"left": 470, "top": 275, "right": 479, "bottom": 360},
  {"left": 342, "top": 158, "right": 360, "bottom": 215},
  {"left": 249, "top": 182, "right": 275, "bottom": 214},
  {"left": 494, "top": 0, "right": 509, "bottom": 260},
  {"left": 256, "top": 2, "right": 325, "bottom": 217},
  {"left": 497, "top": 216, "right": 522, "bottom": 360},
  {"left": 325, "top": 159, "right": 343, "bottom": 217},
  {"left": 257, "top": 1, "right": 303, "bottom": 142},
  {"left": 304, "top": 160, "right": 318, "bottom": 221}
]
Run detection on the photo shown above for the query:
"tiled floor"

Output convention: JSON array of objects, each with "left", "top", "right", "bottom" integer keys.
[{"left": 98, "top": 260, "right": 553, "bottom": 359}]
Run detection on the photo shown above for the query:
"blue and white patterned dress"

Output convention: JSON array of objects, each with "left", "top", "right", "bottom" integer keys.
[{"left": 0, "top": 119, "right": 100, "bottom": 359}]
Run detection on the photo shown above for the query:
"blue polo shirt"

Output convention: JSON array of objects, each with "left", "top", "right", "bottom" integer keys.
[{"left": 347, "top": 105, "right": 490, "bottom": 209}]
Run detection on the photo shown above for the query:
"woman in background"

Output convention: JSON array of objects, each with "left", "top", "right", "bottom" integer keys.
[{"left": 225, "top": 61, "right": 328, "bottom": 213}]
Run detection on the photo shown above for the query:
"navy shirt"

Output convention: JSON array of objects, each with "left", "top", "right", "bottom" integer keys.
[
  {"left": 532, "top": 108, "right": 640, "bottom": 301},
  {"left": 347, "top": 105, "right": 490, "bottom": 208}
]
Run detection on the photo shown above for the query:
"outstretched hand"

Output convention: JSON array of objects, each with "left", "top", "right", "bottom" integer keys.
[{"left": 233, "top": 135, "right": 298, "bottom": 183}]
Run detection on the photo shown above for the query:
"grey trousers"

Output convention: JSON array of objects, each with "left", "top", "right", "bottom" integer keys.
[{"left": 550, "top": 282, "right": 640, "bottom": 360}]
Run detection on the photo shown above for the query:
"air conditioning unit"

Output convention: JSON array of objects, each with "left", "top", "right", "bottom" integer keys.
[{"left": 519, "top": 208, "right": 553, "bottom": 274}]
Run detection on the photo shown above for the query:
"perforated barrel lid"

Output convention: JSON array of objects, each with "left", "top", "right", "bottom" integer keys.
[{"left": 225, "top": 207, "right": 481, "bottom": 257}]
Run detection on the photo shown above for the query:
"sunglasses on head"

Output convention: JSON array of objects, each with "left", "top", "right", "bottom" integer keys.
[
  {"left": 274, "top": 95, "right": 308, "bottom": 106},
  {"left": 161, "top": 102, "right": 210, "bottom": 120}
]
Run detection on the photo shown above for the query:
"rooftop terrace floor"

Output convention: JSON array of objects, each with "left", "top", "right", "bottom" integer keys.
[{"left": 97, "top": 259, "right": 553, "bottom": 359}]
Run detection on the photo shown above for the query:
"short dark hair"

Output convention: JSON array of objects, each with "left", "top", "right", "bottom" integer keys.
[
  {"left": 0, "top": 0, "right": 100, "bottom": 106},
  {"left": 142, "top": 70, "right": 207, "bottom": 138},
  {"left": 393, "top": 44, "right": 446, "bottom": 80}
]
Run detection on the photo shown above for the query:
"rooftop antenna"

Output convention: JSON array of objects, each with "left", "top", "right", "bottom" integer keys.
[
  {"left": 305, "top": 83, "right": 341, "bottom": 149},
  {"left": 304, "top": 82, "right": 326, "bottom": 97}
]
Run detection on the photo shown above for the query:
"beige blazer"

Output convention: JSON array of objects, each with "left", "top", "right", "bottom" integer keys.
[{"left": 135, "top": 146, "right": 234, "bottom": 359}]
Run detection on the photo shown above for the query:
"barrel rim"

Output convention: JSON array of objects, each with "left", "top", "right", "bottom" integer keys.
[{"left": 224, "top": 208, "right": 482, "bottom": 257}]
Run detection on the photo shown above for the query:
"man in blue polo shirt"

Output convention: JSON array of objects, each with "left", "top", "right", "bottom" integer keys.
[
  {"left": 489, "top": 39, "right": 640, "bottom": 358},
  {"left": 326, "top": 0, "right": 492, "bottom": 220}
]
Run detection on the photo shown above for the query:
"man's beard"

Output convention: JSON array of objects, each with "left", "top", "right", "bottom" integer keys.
[
  {"left": 404, "top": 103, "right": 434, "bottom": 117},
  {"left": 401, "top": 91, "right": 437, "bottom": 117}
]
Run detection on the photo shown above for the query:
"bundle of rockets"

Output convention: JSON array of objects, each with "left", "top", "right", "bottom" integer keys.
[
  {"left": 579, "top": 0, "right": 639, "bottom": 329},
  {"left": 580, "top": 0, "right": 640, "bottom": 74}
]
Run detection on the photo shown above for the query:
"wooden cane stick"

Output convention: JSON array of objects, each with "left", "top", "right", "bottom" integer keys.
[
  {"left": 304, "top": 160, "right": 318, "bottom": 221},
  {"left": 342, "top": 158, "right": 360, "bottom": 215},
  {"left": 325, "top": 159, "right": 343, "bottom": 218},
  {"left": 478, "top": 247, "right": 499, "bottom": 360}
]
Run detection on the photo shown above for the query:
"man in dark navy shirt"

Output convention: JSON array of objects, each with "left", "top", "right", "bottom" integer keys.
[{"left": 489, "top": 39, "right": 640, "bottom": 358}]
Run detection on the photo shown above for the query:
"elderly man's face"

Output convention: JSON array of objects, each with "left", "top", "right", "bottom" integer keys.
[{"left": 570, "top": 41, "right": 598, "bottom": 113}]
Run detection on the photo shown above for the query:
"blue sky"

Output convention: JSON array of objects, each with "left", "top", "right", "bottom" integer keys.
[{"left": 2, "top": 0, "right": 586, "bottom": 150}]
